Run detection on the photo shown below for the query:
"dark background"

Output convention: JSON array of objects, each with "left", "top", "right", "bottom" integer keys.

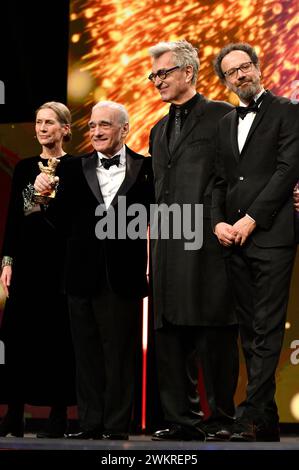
[{"left": 0, "top": 0, "right": 70, "bottom": 123}]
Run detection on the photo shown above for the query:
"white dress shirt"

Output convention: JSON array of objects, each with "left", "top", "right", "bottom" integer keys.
[
  {"left": 237, "top": 89, "right": 265, "bottom": 153},
  {"left": 96, "top": 145, "right": 126, "bottom": 208},
  {"left": 237, "top": 89, "right": 265, "bottom": 223}
]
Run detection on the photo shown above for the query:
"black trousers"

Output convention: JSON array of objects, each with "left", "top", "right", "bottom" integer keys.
[
  {"left": 230, "top": 240, "right": 296, "bottom": 424},
  {"left": 68, "top": 290, "right": 140, "bottom": 433},
  {"left": 155, "top": 322, "right": 238, "bottom": 428}
]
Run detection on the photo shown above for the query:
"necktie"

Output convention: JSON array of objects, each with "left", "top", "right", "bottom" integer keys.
[
  {"left": 169, "top": 107, "right": 181, "bottom": 152},
  {"left": 174, "top": 107, "right": 181, "bottom": 141},
  {"left": 236, "top": 93, "right": 265, "bottom": 120},
  {"left": 101, "top": 154, "right": 120, "bottom": 169}
]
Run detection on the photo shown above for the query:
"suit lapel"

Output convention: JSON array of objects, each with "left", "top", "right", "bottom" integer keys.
[
  {"left": 110, "top": 146, "right": 143, "bottom": 208},
  {"left": 229, "top": 112, "right": 240, "bottom": 162},
  {"left": 82, "top": 152, "right": 104, "bottom": 204},
  {"left": 159, "top": 116, "right": 171, "bottom": 162}
]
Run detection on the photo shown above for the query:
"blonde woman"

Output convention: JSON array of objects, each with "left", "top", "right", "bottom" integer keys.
[{"left": 0, "top": 102, "right": 76, "bottom": 438}]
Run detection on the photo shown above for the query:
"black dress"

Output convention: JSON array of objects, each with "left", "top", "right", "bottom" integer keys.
[{"left": 0, "top": 155, "right": 76, "bottom": 406}]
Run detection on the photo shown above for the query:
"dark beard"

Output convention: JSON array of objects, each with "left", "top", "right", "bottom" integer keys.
[{"left": 236, "top": 81, "right": 260, "bottom": 102}]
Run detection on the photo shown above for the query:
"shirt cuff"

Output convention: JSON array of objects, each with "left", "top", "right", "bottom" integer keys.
[{"left": 245, "top": 213, "right": 256, "bottom": 223}]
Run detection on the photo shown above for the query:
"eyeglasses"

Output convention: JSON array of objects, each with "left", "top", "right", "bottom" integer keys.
[
  {"left": 223, "top": 61, "right": 254, "bottom": 79},
  {"left": 148, "top": 65, "right": 180, "bottom": 82}
]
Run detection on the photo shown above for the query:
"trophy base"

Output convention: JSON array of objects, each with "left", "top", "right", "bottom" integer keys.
[{"left": 33, "top": 191, "right": 56, "bottom": 205}]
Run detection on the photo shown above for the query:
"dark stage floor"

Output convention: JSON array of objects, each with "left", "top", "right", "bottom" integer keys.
[
  {"left": 0, "top": 433, "right": 298, "bottom": 450},
  {"left": 1, "top": 433, "right": 299, "bottom": 467}
]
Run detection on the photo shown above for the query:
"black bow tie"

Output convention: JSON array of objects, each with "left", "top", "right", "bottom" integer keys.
[
  {"left": 236, "top": 93, "right": 265, "bottom": 120},
  {"left": 236, "top": 102, "right": 259, "bottom": 119},
  {"left": 101, "top": 154, "right": 120, "bottom": 169}
]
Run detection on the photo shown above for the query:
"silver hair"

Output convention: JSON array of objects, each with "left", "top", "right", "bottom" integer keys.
[
  {"left": 148, "top": 40, "right": 199, "bottom": 85},
  {"left": 92, "top": 101, "right": 129, "bottom": 125}
]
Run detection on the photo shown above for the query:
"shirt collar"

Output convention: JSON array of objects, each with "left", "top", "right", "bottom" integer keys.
[{"left": 169, "top": 93, "right": 199, "bottom": 116}]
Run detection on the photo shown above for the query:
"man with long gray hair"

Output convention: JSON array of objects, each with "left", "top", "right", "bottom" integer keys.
[{"left": 148, "top": 40, "right": 238, "bottom": 441}]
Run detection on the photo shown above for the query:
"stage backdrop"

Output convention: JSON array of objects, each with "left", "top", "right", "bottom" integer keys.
[{"left": 67, "top": 0, "right": 298, "bottom": 155}]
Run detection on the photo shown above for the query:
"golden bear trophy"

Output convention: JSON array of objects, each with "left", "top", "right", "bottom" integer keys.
[{"left": 33, "top": 157, "right": 60, "bottom": 204}]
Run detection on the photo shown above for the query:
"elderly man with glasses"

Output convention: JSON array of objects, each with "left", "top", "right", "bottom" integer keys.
[{"left": 147, "top": 40, "right": 239, "bottom": 441}]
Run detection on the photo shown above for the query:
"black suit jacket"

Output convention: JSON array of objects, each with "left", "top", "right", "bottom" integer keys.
[
  {"left": 47, "top": 146, "right": 153, "bottom": 298},
  {"left": 212, "top": 91, "right": 299, "bottom": 247},
  {"left": 150, "top": 94, "right": 236, "bottom": 327}
]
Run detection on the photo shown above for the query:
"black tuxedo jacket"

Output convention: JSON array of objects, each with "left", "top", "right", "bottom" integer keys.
[
  {"left": 212, "top": 91, "right": 299, "bottom": 247},
  {"left": 150, "top": 94, "right": 236, "bottom": 327},
  {"left": 48, "top": 146, "right": 154, "bottom": 298}
]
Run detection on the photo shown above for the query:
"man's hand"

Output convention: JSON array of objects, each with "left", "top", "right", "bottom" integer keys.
[
  {"left": 233, "top": 215, "right": 256, "bottom": 246},
  {"left": 0, "top": 265, "right": 12, "bottom": 298},
  {"left": 34, "top": 173, "right": 58, "bottom": 195},
  {"left": 214, "top": 222, "right": 238, "bottom": 247},
  {"left": 293, "top": 184, "right": 299, "bottom": 212}
]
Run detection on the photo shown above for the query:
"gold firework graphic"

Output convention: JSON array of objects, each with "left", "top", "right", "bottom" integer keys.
[{"left": 68, "top": 0, "right": 299, "bottom": 154}]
